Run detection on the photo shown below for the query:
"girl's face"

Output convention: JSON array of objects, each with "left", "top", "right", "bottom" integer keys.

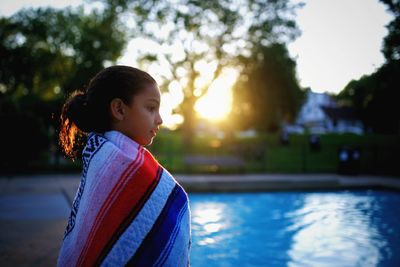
[{"left": 119, "top": 83, "right": 163, "bottom": 146}]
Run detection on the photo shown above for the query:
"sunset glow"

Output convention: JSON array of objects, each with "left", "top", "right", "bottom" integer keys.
[{"left": 195, "top": 68, "right": 238, "bottom": 122}]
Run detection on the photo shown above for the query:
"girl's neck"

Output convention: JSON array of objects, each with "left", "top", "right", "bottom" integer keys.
[{"left": 103, "top": 130, "right": 141, "bottom": 155}]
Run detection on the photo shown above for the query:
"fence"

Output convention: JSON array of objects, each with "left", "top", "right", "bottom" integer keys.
[
  {"left": 1, "top": 131, "right": 399, "bottom": 176},
  {"left": 151, "top": 132, "right": 400, "bottom": 176}
]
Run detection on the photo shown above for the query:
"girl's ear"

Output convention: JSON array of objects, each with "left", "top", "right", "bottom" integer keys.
[{"left": 110, "top": 98, "right": 125, "bottom": 121}]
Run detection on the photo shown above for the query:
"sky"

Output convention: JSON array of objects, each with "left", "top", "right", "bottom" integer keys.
[
  {"left": 288, "top": 0, "right": 392, "bottom": 94},
  {"left": 0, "top": 0, "right": 394, "bottom": 95}
]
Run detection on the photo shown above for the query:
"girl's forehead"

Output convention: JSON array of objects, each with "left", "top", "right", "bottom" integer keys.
[{"left": 136, "top": 83, "right": 161, "bottom": 100}]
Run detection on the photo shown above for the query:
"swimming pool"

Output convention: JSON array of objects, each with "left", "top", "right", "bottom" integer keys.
[{"left": 189, "top": 190, "right": 400, "bottom": 267}]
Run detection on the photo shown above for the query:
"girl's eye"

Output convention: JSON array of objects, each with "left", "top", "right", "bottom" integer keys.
[{"left": 148, "top": 106, "right": 156, "bottom": 112}]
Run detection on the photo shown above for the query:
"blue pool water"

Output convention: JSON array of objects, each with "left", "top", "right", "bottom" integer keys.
[{"left": 189, "top": 190, "right": 400, "bottom": 267}]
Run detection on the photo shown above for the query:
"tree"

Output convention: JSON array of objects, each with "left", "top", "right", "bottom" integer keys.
[
  {"left": 0, "top": 6, "right": 126, "bottom": 97},
  {"left": 102, "top": 0, "right": 301, "bottom": 148},
  {"left": 231, "top": 43, "right": 304, "bottom": 132},
  {"left": 337, "top": 62, "right": 400, "bottom": 134},
  {"left": 380, "top": 0, "right": 400, "bottom": 62},
  {"left": 0, "top": 5, "right": 128, "bottom": 171}
]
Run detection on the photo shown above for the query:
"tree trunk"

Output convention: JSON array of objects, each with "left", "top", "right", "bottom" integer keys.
[{"left": 181, "top": 94, "right": 196, "bottom": 153}]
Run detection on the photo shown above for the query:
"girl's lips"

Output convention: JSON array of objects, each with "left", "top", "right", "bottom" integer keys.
[{"left": 151, "top": 129, "right": 157, "bottom": 136}]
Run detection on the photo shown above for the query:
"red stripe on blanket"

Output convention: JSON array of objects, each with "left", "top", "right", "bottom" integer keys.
[{"left": 77, "top": 149, "right": 160, "bottom": 267}]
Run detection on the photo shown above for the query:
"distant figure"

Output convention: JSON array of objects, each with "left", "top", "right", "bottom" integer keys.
[
  {"left": 280, "top": 130, "right": 290, "bottom": 146},
  {"left": 309, "top": 134, "right": 321, "bottom": 151},
  {"left": 339, "top": 148, "right": 349, "bottom": 161},
  {"left": 57, "top": 66, "right": 191, "bottom": 266},
  {"left": 338, "top": 146, "right": 361, "bottom": 175}
]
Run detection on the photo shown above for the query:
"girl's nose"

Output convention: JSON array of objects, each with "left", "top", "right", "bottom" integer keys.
[{"left": 156, "top": 112, "right": 163, "bottom": 125}]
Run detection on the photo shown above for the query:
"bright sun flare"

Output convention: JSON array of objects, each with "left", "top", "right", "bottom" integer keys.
[{"left": 194, "top": 68, "right": 238, "bottom": 122}]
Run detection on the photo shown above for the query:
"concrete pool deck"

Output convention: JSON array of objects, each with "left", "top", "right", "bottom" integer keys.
[{"left": 0, "top": 173, "right": 399, "bottom": 266}]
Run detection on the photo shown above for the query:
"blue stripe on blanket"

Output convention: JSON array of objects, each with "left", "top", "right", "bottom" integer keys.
[
  {"left": 154, "top": 202, "right": 189, "bottom": 267},
  {"left": 126, "top": 184, "right": 188, "bottom": 267},
  {"left": 159, "top": 206, "right": 191, "bottom": 267}
]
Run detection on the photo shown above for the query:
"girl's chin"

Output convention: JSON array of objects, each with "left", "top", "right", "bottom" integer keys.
[{"left": 144, "top": 137, "right": 154, "bottom": 146}]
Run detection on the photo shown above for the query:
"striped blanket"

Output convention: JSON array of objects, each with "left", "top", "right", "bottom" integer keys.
[{"left": 57, "top": 131, "right": 191, "bottom": 267}]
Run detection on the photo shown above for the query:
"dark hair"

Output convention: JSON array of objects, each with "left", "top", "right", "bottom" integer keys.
[{"left": 59, "top": 65, "right": 156, "bottom": 158}]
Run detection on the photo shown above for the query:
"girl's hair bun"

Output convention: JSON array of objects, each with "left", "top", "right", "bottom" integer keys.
[
  {"left": 63, "top": 91, "right": 93, "bottom": 133},
  {"left": 59, "top": 90, "right": 93, "bottom": 158}
]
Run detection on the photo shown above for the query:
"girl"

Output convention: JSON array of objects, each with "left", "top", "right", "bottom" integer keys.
[{"left": 57, "top": 65, "right": 191, "bottom": 267}]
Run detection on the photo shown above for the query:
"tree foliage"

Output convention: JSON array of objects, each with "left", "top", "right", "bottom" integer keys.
[
  {"left": 337, "top": 61, "right": 400, "bottom": 134},
  {"left": 0, "top": 6, "right": 126, "bottom": 97},
  {"left": 232, "top": 43, "right": 304, "bottom": 132},
  {"left": 381, "top": 0, "right": 400, "bottom": 61}
]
